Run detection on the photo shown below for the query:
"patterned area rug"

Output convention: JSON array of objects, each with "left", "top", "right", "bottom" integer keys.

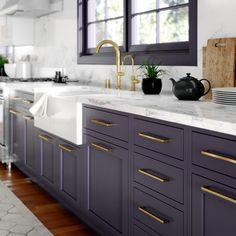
[{"left": 0, "top": 181, "right": 52, "bottom": 236}]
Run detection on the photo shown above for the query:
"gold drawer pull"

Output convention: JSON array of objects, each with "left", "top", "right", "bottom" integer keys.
[
  {"left": 91, "top": 119, "right": 116, "bottom": 127},
  {"left": 22, "top": 99, "right": 34, "bottom": 104},
  {"left": 91, "top": 143, "right": 113, "bottom": 152},
  {"left": 201, "top": 150, "right": 236, "bottom": 165},
  {"left": 9, "top": 109, "right": 20, "bottom": 115},
  {"left": 11, "top": 97, "right": 22, "bottom": 101},
  {"left": 138, "top": 169, "right": 169, "bottom": 183},
  {"left": 23, "top": 115, "right": 34, "bottom": 120},
  {"left": 201, "top": 186, "right": 236, "bottom": 204},
  {"left": 59, "top": 144, "right": 74, "bottom": 153},
  {"left": 138, "top": 132, "right": 172, "bottom": 143},
  {"left": 138, "top": 207, "right": 169, "bottom": 224},
  {"left": 38, "top": 134, "right": 52, "bottom": 142}
]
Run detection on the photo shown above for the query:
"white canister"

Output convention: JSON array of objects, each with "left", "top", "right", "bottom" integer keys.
[{"left": 16, "top": 62, "right": 32, "bottom": 79}]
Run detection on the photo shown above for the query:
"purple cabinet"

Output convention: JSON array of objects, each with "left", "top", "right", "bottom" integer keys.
[
  {"left": 192, "top": 174, "right": 236, "bottom": 236},
  {"left": 84, "top": 134, "right": 129, "bottom": 236}
]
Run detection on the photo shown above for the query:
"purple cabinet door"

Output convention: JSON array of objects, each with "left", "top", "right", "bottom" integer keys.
[
  {"left": 9, "top": 110, "right": 24, "bottom": 163},
  {"left": 192, "top": 174, "right": 236, "bottom": 236},
  {"left": 84, "top": 134, "right": 129, "bottom": 236}
]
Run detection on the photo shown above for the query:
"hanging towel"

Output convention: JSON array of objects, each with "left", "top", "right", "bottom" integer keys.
[{"left": 29, "top": 94, "right": 48, "bottom": 117}]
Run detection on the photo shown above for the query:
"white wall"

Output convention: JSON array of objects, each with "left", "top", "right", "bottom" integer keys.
[{"left": 15, "top": 0, "right": 236, "bottom": 91}]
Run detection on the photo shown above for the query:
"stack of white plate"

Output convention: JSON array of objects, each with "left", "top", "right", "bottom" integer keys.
[{"left": 212, "top": 87, "right": 236, "bottom": 105}]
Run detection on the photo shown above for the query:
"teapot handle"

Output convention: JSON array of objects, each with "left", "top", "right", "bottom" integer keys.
[{"left": 199, "top": 79, "right": 211, "bottom": 96}]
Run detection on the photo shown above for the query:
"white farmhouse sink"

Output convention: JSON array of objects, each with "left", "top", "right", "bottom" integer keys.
[{"left": 34, "top": 87, "right": 143, "bottom": 145}]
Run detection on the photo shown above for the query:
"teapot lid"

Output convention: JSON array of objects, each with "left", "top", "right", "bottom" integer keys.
[{"left": 180, "top": 73, "right": 197, "bottom": 81}]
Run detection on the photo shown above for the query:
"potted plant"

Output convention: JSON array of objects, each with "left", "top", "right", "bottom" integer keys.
[
  {"left": 139, "top": 61, "right": 166, "bottom": 94},
  {"left": 0, "top": 55, "right": 8, "bottom": 76}
]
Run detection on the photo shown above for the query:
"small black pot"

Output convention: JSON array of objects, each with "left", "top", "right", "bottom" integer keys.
[
  {"left": 142, "top": 78, "right": 162, "bottom": 95},
  {"left": 0, "top": 66, "right": 7, "bottom": 76}
]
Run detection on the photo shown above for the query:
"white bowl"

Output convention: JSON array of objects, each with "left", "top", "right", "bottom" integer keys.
[{"left": 4, "top": 64, "right": 16, "bottom": 78}]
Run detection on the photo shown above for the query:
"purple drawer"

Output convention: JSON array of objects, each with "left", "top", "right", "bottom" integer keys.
[
  {"left": 134, "top": 118, "right": 184, "bottom": 160},
  {"left": 84, "top": 107, "right": 129, "bottom": 141},
  {"left": 192, "top": 132, "right": 236, "bottom": 178},
  {"left": 133, "top": 188, "right": 184, "bottom": 236},
  {"left": 134, "top": 153, "right": 184, "bottom": 203}
]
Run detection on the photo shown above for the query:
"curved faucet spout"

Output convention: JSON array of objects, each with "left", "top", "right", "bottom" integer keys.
[{"left": 95, "top": 40, "right": 124, "bottom": 89}]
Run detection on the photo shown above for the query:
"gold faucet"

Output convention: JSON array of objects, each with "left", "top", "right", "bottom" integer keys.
[
  {"left": 95, "top": 40, "right": 125, "bottom": 90},
  {"left": 123, "top": 55, "right": 140, "bottom": 91}
]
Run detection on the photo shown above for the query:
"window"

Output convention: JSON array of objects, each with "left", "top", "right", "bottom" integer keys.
[{"left": 78, "top": 0, "right": 197, "bottom": 65}]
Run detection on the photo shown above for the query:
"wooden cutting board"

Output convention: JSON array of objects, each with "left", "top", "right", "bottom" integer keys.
[{"left": 203, "top": 38, "right": 236, "bottom": 100}]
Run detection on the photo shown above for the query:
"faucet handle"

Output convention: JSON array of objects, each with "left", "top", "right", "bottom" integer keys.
[
  {"left": 118, "top": 71, "right": 125, "bottom": 77},
  {"left": 130, "top": 75, "right": 140, "bottom": 91}
]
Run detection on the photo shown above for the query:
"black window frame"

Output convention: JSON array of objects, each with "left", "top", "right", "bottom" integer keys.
[{"left": 77, "top": 0, "right": 197, "bottom": 66}]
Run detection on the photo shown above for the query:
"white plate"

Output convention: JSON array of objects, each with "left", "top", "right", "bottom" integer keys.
[{"left": 212, "top": 87, "right": 236, "bottom": 92}]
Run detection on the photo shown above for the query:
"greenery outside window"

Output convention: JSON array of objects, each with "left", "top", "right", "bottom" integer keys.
[{"left": 78, "top": 0, "right": 197, "bottom": 66}]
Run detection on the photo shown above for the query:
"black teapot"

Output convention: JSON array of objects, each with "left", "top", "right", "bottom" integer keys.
[{"left": 170, "top": 73, "right": 211, "bottom": 100}]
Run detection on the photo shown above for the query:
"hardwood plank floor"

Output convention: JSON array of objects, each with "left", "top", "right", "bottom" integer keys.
[{"left": 0, "top": 163, "right": 98, "bottom": 236}]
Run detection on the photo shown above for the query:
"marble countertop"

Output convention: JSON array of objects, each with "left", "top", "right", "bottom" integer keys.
[{"left": 3, "top": 83, "right": 236, "bottom": 136}]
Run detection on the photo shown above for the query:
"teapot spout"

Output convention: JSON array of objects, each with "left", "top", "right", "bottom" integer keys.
[{"left": 169, "top": 78, "right": 176, "bottom": 86}]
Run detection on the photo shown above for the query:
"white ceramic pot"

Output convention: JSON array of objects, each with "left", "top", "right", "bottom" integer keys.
[
  {"left": 4, "top": 64, "right": 16, "bottom": 78},
  {"left": 16, "top": 62, "right": 32, "bottom": 79}
]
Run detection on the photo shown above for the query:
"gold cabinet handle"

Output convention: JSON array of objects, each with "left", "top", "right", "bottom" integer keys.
[
  {"left": 91, "top": 119, "right": 116, "bottom": 127},
  {"left": 138, "top": 207, "right": 169, "bottom": 224},
  {"left": 11, "top": 97, "right": 22, "bottom": 101},
  {"left": 138, "top": 169, "right": 169, "bottom": 183},
  {"left": 22, "top": 99, "right": 34, "bottom": 104},
  {"left": 201, "top": 186, "right": 236, "bottom": 204},
  {"left": 91, "top": 143, "right": 113, "bottom": 152},
  {"left": 23, "top": 115, "right": 34, "bottom": 120},
  {"left": 138, "top": 132, "right": 172, "bottom": 143},
  {"left": 201, "top": 150, "right": 236, "bottom": 165},
  {"left": 38, "top": 134, "right": 52, "bottom": 142},
  {"left": 9, "top": 109, "right": 20, "bottom": 115},
  {"left": 58, "top": 144, "right": 74, "bottom": 153}
]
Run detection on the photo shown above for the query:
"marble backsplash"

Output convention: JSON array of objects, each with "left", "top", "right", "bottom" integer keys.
[{"left": 13, "top": 0, "right": 236, "bottom": 92}]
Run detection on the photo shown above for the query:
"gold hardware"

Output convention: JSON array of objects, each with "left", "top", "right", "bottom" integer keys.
[
  {"left": 23, "top": 115, "right": 34, "bottom": 120},
  {"left": 138, "top": 207, "right": 168, "bottom": 224},
  {"left": 91, "top": 143, "right": 113, "bottom": 152},
  {"left": 123, "top": 55, "right": 140, "bottom": 91},
  {"left": 22, "top": 99, "right": 34, "bottom": 104},
  {"left": 138, "top": 169, "right": 169, "bottom": 183},
  {"left": 138, "top": 132, "right": 172, "bottom": 143},
  {"left": 91, "top": 119, "right": 116, "bottom": 127},
  {"left": 96, "top": 40, "right": 125, "bottom": 90},
  {"left": 11, "top": 97, "right": 22, "bottom": 101},
  {"left": 38, "top": 134, "right": 52, "bottom": 142},
  {"left": 9, "top": 109, "right": 20, "bottom": 115},
  {"left": 201, "top": 186, "right": 236, "bottom": 204},
  {"left": 58, "top": 144, "right": 74, "bottom": 153},
  {"left": 105, "top": 79, "right": 111, "bottom": 89},
  {"left": 201, "top": 150, "right": 236, "bottom": 165}
]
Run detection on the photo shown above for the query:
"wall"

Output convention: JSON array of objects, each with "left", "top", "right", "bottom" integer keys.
[{"left": 15, "top": 0, "right": 236, "bottom": 91}]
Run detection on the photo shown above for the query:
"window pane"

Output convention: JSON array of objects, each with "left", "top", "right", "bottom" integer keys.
[
  {"left": 87, "top": 22, "right": 105, "bottom": 48},
  {"left": 159, "top": 0, "right": 188, "bottom": 8},
  {"left": 88, "top": 0, "right": 123, "bottom": 22},
  {"left": 132, "top": 13, "right": 157, "bottom": 45},
  {"left": 132, "top": 0, "right": 156, "bottom": 13},
  {"left": 107, "top": 0, "right": 123, "bottom": 18},
  {"left": 159, "top": 7, "right": 189, "bottom": 43},
  {"left": 107, "top": 19, "right": 124, "bottom": 46},
  {"left": 88, "top": 0, "right": 105, "bottom": 22}
]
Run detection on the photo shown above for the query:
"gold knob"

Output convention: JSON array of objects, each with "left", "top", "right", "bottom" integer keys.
[{"left": 105, "top": 79, "right": 111, "bottom": 89}]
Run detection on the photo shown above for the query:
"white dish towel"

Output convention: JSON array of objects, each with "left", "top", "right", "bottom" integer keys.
[{"left": 29, "top": 94, "right": 48, "bottom": 117}]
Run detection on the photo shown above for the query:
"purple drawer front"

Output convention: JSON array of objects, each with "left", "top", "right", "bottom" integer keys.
[
  {"left": 84, "top": 107, "right": 129, "bottom": 141},
  {"left": 134, "top": 153, "right": 184, "bottom": 203},
  {"left": 134, "top": 118, "right": 184, "bottom": 160},
  {"left": 133, "top": 188, "right": 184, "bottom": 236},
  {"left": 192, "top": 132, "right": 236, "bottom": 178}
]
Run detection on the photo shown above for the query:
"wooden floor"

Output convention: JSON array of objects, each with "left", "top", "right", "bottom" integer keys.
[{"left": 0, "top": 163, "right": 98, "bottom": 236}]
